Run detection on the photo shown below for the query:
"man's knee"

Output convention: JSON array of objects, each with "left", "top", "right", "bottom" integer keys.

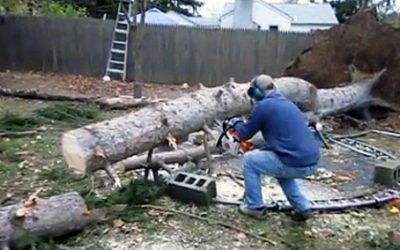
[{"left": 243, "top": 150, "right": 258, "bottom": 167}]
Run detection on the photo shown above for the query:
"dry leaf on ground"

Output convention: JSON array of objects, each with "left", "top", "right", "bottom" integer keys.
[
  {"left": 333, "top": 173, "right": 355, "bottom": 182},
  {"left": 113, "top": 218, "right": 124, "bottom": 228},
  {"left": 387, "top": 206, "right": 400, "bottom": 214}
]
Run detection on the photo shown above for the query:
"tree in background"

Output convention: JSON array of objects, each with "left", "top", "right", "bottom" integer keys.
[
  {"left": 75, "top": 0, "right": 204, "bottom": 18},
  {"left": 0, "top": 0, "right": 87, "bottom": 17},
  {"left": 330, "top": 0, "right": 359, "bottom": 23},
  {"left": 148, "top": 0, "right": 203, "bottom": 16},
  {"left": 330, "top": 0, "right": 396, "bottom": 23}
]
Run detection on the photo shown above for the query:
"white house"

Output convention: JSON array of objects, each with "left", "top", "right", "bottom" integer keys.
[
  {"left": 221, "top": 0, "right": 339, "bottom": 32},
  {"left": 134, "top": 8, "right": 220, "bottom": 28},
  {"left": 133, "top": 0, "right": 339, "bottom": 33},
  {"left": 165, "top": 10, "right": 220, "bottom": 28}
]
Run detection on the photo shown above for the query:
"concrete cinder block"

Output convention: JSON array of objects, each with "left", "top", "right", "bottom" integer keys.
[
  {"left": 374, "top": 160, "right": 400, "bottom": 186},
  {"left": 167, "top": 171, "right": 217, "bottom": 206}
]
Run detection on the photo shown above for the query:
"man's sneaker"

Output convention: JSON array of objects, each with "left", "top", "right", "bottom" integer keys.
[
  {"left": 290, "top": 209, "right": 313, "bottom": 222},
  {"left": 238, "top": 204, "right": 267, "bottom": 219}
]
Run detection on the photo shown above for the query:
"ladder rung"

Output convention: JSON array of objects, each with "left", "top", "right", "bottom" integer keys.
[
  {"left": 107, "top": 68, "right": 124, "bottom": 74},
  {"left": 110, "top": 60, "right": 125, "bottom": 65},
  {"left": 113, "top": 41, "right": 127, "bottom": 45},
  {"left": 115, "top": 28, "right": 128, "bottom": 34},
  {"left": 111, "top": 49, "right": 126, "bottom": 54}
]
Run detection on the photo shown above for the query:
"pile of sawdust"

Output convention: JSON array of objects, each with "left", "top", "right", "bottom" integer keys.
[{"left": 283, "top": 7, "right": 400, "bottom": 108}]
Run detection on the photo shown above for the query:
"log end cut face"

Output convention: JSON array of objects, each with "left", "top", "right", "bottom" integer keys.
[{"left": 62, "top": 129, "right": 99, "bottom": 174}]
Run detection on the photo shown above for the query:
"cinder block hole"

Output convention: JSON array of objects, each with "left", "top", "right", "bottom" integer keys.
[
  {"left": 395, "top": 169, "right": 399, "bottom": 180},
  {"left": 175, "top": 173, "right": 187, "bottom": 182},
  {"left": 186, "top": 177, "right": 196, "bottom": 184},
  {"left": 196, "top": 179, "right": 206, "bottom": 187}
]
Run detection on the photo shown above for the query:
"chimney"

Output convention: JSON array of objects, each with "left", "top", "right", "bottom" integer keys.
[{"left": 233, "top": 0, "right": 254, "bottom": 29}]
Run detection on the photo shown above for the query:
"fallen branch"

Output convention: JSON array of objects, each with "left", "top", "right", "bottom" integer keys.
[
  {"left": 0, "top": 87, "right": 100, "bottom": 102},
  {"left": 332, "top": 129, "right": 400, "bottom": 140},
  {"left": 224, "top": 171, "right": 244, "bottom": 187},
  {"left": 0, "top": 87, "right": 164, "bottom": 110},
  {"left": 123, "top": 141, "right": 218, "bottom": 172},
  {"left": 135, "top": 204, "right": 277, "bottom": 246}
]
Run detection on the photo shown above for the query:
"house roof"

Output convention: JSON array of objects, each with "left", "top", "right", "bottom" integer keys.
[
  {"left": 222, "top": 1, "right": 338, "bottom": 25},
  {"left": 272, "top": 3, "right": 338, "bottom": 24},
  {"left": 135, "top": 8, "right": 180, "bottom": 26},
  {"left": 165, "top": 10, "right": 220, "bottom": 27},
  {"left": 187, "top": 17, "right": 220, "bottom": 27},
  {"left": 165, "top": 10, "right": 196, "bottom": 26}
]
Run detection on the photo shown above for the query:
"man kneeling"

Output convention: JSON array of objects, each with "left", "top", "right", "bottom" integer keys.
[{"left": 229, "top": 74, "right": 320, "bottom": 221}]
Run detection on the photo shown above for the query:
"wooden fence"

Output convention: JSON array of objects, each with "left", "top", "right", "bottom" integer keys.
[{"left": 0, "top": 15, "right": 312, "bottom": 86}]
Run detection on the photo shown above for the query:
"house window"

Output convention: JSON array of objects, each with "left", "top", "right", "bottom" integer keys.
[{"left": 269, "top": 25, "right": 278, "bottom": 31}]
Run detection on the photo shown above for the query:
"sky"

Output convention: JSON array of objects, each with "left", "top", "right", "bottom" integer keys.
[{"left": 197, "top": 0, "right": 400, "bottom": 17}]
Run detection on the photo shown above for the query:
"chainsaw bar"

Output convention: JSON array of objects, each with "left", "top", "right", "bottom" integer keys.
[{"left": 213, "top": 189, "right": 400, "bottom": 211}]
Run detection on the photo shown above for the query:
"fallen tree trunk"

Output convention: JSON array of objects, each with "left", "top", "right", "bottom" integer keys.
[
  {"left": 123, "top": 141, "right": 218, "bottom": 171},
  {"left": 62, "top": 83, "right": 251, "bottom": 174},
  {"left": 0, "top": 88, "right": 99, "bottom": 102},
  {"left": 0, "top": 88, "right": 156, "bottom": 110},
  {"left": 62, "top": 73, "right": 386, "bottom": 174},
  {"left": 0, "top": 192, "right": 111, "bottom": 249}
]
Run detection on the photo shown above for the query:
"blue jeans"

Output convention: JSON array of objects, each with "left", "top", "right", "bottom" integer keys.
[{"left": 242, "top": 149, "right": 317, "bottom": 212}]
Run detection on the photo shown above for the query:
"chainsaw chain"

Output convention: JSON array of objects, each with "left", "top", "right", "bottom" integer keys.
[{"left": 213, "top": 189, "right": 400, "bottom": 211}]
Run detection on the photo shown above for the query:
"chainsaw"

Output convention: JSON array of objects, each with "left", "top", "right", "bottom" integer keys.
[
  {"left": 215, "top": 117, "right": 254, "bottom": 157},
  {"left": 215, "top": 117, "right": 329, "bottom": 156}
]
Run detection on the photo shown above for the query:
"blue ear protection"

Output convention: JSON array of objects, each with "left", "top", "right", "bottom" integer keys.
[{"left": 247, "top": 76, "right": 265, "bottom": 101}]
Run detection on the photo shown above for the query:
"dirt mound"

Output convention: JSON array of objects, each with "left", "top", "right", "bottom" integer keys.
[{"left": 283, "top": 7, "right": 400, "bottom": 108}]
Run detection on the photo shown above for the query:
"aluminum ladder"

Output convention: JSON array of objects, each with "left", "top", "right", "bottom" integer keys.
[{"left": 104, "top": 0, "right": 133, "bottom": 81}]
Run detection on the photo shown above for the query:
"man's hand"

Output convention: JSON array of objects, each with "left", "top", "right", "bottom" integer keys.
[{"left": 227, "top": 117, "right": 243, "bottom": 128}]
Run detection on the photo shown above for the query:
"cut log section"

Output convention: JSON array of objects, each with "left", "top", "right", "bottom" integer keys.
[
  {"left": 0, "top": 192, "right": 110, "bottom": 249},
  {"left": 62, "top": 73, "right": 386, "bottom": 174}
]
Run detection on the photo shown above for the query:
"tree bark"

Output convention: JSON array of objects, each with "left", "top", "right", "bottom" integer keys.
[
  {"left": 62, "top": 73, "right": 387, "bottom": 174},
  {"left": 95, "top": 96, "right": 166, "bottom": 110},
  {"left": 140, "top": 0, "right": 147, "bottom": 24},
  {"left": 0, "top": 192, "right": 110, "bottom": 249}
]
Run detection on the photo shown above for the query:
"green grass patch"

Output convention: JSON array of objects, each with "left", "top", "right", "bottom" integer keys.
[
  {"left": 0, "top": 112, "right": 42, "bottom": 132},
  {"left": 0, "top": 102, "right": 103, "bottom": 134},
  {"left": 35, "top": 103, "right": 101, "bottom": 123}
]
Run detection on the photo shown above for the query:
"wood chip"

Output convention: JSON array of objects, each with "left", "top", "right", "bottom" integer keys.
[
  {"left": 95, "top": 146, "right": 106, "bottom": 158},
  {"left": 166, "top": 133, "right": 177, "bottom": 150},
  {"left": 24, "top": 188, "right": 43, "bottom": 207}
]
